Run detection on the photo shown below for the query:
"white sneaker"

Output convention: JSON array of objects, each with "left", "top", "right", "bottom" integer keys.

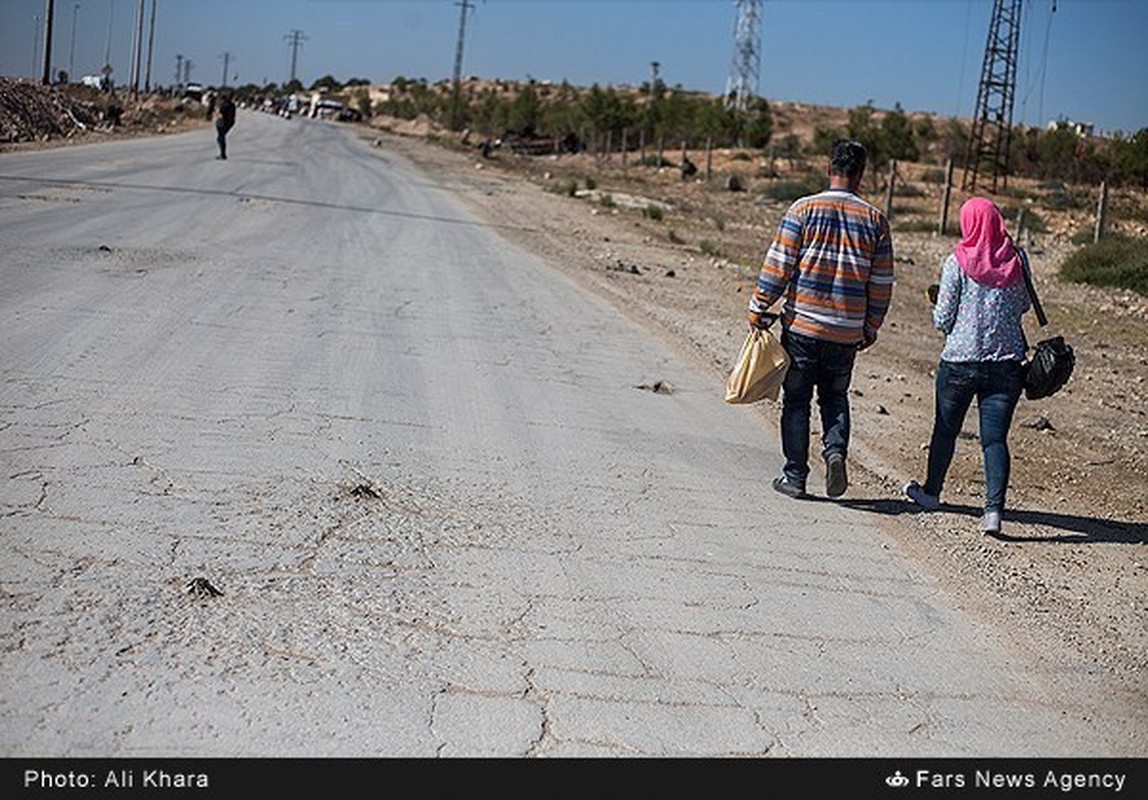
[
  {"left": 903, "top": 481, "right": 940, "bottom": 510},
  {"left": 979, "top": 511, "right": 1002, "bottom": 535}
]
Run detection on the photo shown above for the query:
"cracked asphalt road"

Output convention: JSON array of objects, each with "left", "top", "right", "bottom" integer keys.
[{"left": 1, "top": 112, "right": 1142, "bottom": 758}]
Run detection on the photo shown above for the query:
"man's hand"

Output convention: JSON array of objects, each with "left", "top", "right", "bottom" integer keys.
[
  {"left": 857, "top": 328, "right": 878, "bottom": 351},
  {"left": 748, "top": 311, "right": 779, "bottom": 330}
]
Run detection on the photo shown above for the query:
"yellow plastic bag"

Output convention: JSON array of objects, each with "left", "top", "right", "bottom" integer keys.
[{"left": 724, "top": 327, "right": 789, "bottom": 404}]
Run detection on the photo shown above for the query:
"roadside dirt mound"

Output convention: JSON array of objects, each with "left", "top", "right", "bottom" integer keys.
[
  {"left": 0, "top": 77, "right": 206, "bottom": 149},
  {"left": 0, "top": 77, "right": 104, "bottom": 143}
]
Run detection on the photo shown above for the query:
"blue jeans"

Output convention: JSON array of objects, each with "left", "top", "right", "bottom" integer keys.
[
  {"left": 778, "top": 329, "right": 857, "bottom": 487},
  {"left": 216, "top": 123, "right": 231, "bottom": 158},
  {"left": 923, "top": 360, "right": 1026, "bottom": 512}
]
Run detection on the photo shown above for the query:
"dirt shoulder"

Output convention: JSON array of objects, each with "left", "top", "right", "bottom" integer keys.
[{"left": 358, "top": 126, "right": 1147, "bottom": 726}]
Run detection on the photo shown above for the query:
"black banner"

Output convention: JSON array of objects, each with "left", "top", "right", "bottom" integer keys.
[{"left": 5, "top": 757, "right": 1146, "bottom": 797}]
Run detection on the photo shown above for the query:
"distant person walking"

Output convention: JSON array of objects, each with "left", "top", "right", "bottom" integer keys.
[
  {"left": 903, "top": 196, "right": 1032, "bottom": 535},
  {"left": 747, "top": 139, "right": 895, "bottom": 500},
  {"left": 215, "top": 92, "right": 236, "bottom": 160}
]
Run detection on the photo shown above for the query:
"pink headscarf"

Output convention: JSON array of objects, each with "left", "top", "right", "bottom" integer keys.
[{"left": 953, "top": 197, "right": 1023, "bottom": 287}]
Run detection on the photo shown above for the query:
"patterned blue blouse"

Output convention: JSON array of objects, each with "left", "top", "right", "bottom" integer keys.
[{"left": 933, "top": 253, "right": 1031, "bottom": 362}]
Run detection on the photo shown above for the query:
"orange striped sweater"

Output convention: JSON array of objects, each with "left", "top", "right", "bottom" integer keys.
[{"left": 748, "top": 189, "right": 894, "bottom": 345}]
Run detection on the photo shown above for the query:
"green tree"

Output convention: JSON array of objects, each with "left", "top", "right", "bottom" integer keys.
[
  {"left": 1110, "top": 128, "right": 1148, "bottom": 189},
  {"left": 737, "top": 96, "right": 773, "bottom": 149},
  {"left": 507, "top": 83, "right": 542, "bottom": 135},
  {"left": 880, "top": 103, "right": 919, "bottom": 161},
  {"left": 310, "top": 74, "right": 341, "bottom": 93}
]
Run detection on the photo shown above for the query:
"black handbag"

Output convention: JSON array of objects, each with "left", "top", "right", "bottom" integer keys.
[{"left": 1019, "top": 248, "right": 1075, "bottom": 400}]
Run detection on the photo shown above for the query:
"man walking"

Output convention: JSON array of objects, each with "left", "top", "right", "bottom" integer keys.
[
  {"left": 747, "top": 139, "right": 894, "bottom": 499},
  {"left": 215, "top": 91, "right": 236, "bottom": 160}
]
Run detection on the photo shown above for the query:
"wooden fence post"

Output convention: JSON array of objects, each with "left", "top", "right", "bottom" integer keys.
[
  {"left": 938, "top": 159, "right": 954, "bottom": 236},
  {"left": 1095, "top": 180, "right": 1109, "bottom": 243},
  {"left": 705, "top": 138, "right": 713, "bottom": 182},
  {"left": 884, "top": 159, "right": 896, "bottom": 220}
]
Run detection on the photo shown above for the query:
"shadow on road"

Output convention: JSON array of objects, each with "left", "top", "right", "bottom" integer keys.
[{"left": 834, "top": 497, "right": 1147, "bottom": 544}]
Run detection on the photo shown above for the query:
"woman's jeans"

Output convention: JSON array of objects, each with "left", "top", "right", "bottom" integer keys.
[
  {"left": 924, "top": 359, "right": 1026, "bottom": 512},
  {"left": 779, "top": 329, "right": 857, "bottom": 487}
]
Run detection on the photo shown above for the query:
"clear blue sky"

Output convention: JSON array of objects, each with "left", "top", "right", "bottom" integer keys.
[{"left": 2, "top": 0, "right": 1145, "bottom": 137}]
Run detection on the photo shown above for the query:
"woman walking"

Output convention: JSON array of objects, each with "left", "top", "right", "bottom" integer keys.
[{"left": 903, "top": 197, "right": 1031, "bottom": 535}]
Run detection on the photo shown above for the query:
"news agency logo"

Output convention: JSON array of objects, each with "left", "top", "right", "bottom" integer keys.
[{"left": 886, "top": 770, "right": 910, "bottom": 789}]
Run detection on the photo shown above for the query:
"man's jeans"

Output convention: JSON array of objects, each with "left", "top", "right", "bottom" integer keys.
[
  {"left": 779, "top": 329, "right": 857, "bottom": 487},
  {"left": 923, "top": 359, "right": 1026, "bottom": 512}
]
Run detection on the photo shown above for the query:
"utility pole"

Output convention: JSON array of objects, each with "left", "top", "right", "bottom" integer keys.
[
  {"left": 33, "top": 15, "right": 42, "bottom": 80},
  {"left": 285, "top": 29, "right": 307, "bottom": 86},
  {"left": 175, "top": 53, "right": 183, "bottom": 90},
  {"left": 69, "top": 3, "right": 79, "bottom": 83},
  {"left": 41, "top": 0, "right": 56, "bottom": 84},
  {"left": 144, "top": 0, "right": 157, "bottom": 92},
  {"left": 649, "top": 61, "right": 659, "bottom": 100},
  {"left": 220, "top": 52, "right": 231, "bottom": 88},
  {"left": 450, "top": 0, "right": 476, "bottom": 131},
  {"left": 725, "top": 0, "right": 762, "bottom": 113},
  {"left": 129, "top": 0, "right": 144, "bottom": 96},
  {"left": 962, "top": 0, "right": 1022, "bottom": 194},
  {"left": 103, "top": 0, "right": 114, "bottom": 90}
]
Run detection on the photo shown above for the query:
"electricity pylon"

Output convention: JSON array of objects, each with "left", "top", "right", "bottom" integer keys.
[
  {"left": 725, "top": 0, "right": 762, "bottom": 113},
  {"left": 962, "top": 0, "right": 1022, "bottom": 194}
]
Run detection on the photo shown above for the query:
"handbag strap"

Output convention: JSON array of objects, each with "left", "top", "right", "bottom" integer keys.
[{"left": 1018, "top": 246, "right": 1048, "bottom": 327}]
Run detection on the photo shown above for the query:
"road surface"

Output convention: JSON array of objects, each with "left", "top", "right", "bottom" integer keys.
[{"left": 0, "top": 111, "right": 1138, "bottom": 760}]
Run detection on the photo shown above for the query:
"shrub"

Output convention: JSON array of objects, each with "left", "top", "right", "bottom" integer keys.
[
  {"left": 1059, "top": 235, "right": 1148, "bottom": 296},
  {"left": 893, "top": 217, "right": 940, "bottom": 233},
  {"left": 643, "top": 204, "right": 665, "bottom": 221},
  {"left": 758, "top": 177, "right": 823, "bottom": 203},
  {"left": 700, "top": 239, "right": 721, "bottom": 256}
]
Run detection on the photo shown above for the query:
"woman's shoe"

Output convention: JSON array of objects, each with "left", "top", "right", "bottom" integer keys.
[{"left": 979, "top": 511, "right": 1002, "bottom": 535}]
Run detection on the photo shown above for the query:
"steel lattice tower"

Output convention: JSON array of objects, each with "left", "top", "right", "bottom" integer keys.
[
  {"left": 725, "top": 0, "right": 762, "bottom": 112},
  {"left": 962, "top": 0, "right": 1023, "bottom": 194}
]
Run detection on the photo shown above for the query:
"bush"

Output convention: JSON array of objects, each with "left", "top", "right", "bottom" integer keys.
[
  {"left": 1059, "top": 235, "right": 1148, "bottom": 296},
  {"left": 758, "top": 177, "right": 823, "bottom": 203},
  {"left": 643, "top": 204, "right": 664, "bottom": 221},
  {"left": 893, "top": 217, "right": 940, "bottom": 233}
]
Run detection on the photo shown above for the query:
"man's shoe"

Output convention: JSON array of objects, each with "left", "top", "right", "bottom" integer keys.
[
  {"left": 825, "top": 452, "right": 847, "bottom": 498},
  {"left": 903, "top": 480, "right": 940, "bottom": 510},
  {"left": 979, "top": 511, "right": 1002, "bottom": 535},
  {"left": 772, "top": 476, "right": 806, "bottom": 499}
]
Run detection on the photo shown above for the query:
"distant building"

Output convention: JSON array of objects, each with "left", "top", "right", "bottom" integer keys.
[{"left": 1048, "top": 118, "right": 1095, "bottom": 139}]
